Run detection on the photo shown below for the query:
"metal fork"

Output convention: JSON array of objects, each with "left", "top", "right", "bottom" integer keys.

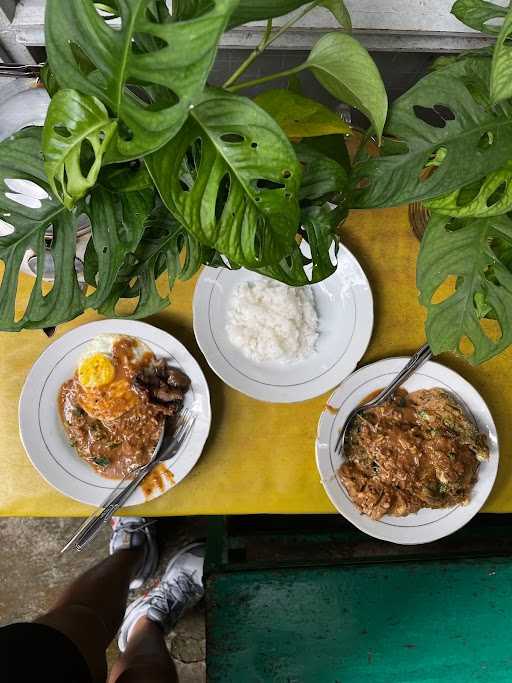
[
  {"left": 334, "top": 344, "right": 433, "bottom": 457},
  {"left": 61, "top": 409, "right": 196, "bottom": 553}
]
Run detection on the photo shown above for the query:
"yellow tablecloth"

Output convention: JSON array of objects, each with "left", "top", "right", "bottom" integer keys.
[{"left": 1, "top": 206, "right": 511, "bottom": 516}]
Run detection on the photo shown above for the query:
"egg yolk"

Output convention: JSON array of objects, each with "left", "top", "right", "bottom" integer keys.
[{"left": 78, "top": 353, "right": 115, "bottom": 389}]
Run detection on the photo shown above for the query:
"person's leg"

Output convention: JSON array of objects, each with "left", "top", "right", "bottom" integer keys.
[
  {"left": 36, "top": 549, "right": 142, "bottom": 683},
  {"left": 110, "top": 543, "right": 205, "bottom": 683},
  {"left": 35, "top": 517, "right": 159, "bottom": 683},
  {"left": 109, "top": 617, "right": 177, "bottom": 683}
]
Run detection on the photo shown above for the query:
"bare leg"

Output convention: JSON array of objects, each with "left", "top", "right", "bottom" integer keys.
[
  {"left": 109, "top": 616, "right": 177, "bottom": 683},
  {"left": 36, "top": 549, "right": 142, "bottom": 683}
]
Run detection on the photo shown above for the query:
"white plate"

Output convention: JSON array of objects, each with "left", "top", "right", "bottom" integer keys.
[
  {"left": 193, "top": 245, "right": 374, "bottom": 403},
  {"left": 316, "top": 357, "right": 499, "bottom": 544},
  {"left": 19, "top": 320, "right": 211, "bottom": 507}
]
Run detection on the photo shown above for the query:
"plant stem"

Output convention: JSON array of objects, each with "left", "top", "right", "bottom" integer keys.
[
  {"left": 223, "top": 19, "right": 273, "bottom": 88},
  {"left": 222, "top": 1, "right": 320, "bottom": 89},
  {"left": 225, "top": 64, "right": 306, "bottom": 93}
]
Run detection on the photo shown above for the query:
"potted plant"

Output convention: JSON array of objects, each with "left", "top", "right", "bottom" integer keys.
[
  {"left": 351, "top": 0, "right": 512, "bottom": 365},
  {"left": 0, "top": 0, "right": 386, "bottom": 330}
]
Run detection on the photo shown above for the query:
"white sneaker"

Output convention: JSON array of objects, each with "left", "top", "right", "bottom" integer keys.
[
  {"left": 110, "top": 516, "right": 158, "bottom": 590},
  {"left": 118, "top": 542, "right": 205, "bottom": 652}
]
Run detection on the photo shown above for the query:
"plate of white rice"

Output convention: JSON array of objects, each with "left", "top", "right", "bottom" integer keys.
[{"left": 192, "top": 244, "right": 374, "bottom": 403}]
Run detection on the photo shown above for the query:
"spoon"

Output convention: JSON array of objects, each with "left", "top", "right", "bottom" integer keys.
[{"left": 335, "top": 344, "right": 433, "bottom": 457}]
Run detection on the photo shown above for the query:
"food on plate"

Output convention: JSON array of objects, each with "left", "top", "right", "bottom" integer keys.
[
  {"left": 339, "top": 388, "right": 489, "bottom": 520},
  {"left": 226, "top": 278, "right": 318, "bottom": 362},
  {"left": 59, "top": 334, "right": 190, "bottom": 479}
]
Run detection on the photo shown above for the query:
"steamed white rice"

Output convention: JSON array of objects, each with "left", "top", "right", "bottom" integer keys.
[{"left": 226, "top": 278, "right": 318, "bottom": 362}]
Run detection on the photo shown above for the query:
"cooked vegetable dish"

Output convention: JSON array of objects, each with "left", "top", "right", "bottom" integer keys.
[
  {"left": 59, "top": 334, "right": 190, "bottom": 479},
  {"left": 339, "top": 388, "right": 489, "bottom": 520}
]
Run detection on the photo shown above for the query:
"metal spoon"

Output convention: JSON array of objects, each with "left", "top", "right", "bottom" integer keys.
[{"left": 335, "top": 344, "right": 433, "bottom": 457}]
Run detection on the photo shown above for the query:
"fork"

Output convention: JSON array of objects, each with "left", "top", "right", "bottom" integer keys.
[
  {"left": 334, "top": 344, "right": 433, "bottom": 458},
  {"left": 61, "top": 409, "right": 196, "bottom": 553}
]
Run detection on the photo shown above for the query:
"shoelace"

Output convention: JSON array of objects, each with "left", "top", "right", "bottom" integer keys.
[
  {"left": 114, "top": 519, "right": 157, "bottom": 535},
  {"left": 149, "top": 573, "right": 203, "bottom": 623}
]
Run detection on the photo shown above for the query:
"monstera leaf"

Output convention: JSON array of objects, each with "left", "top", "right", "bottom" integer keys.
[
  {"left": 294, "top": 140, "right": 348, "bottom": 204},
  {"left": 491, "top": 6, "right": 512, "bottom": 104},
  {"left": 254, "top": 204, "right": 344, "bottom": 285},
  {"left": 0, "top": 128, "right": 84, "bottom": 331},
  {"left": 43, "top": 89, "right": 117, "bottom": 208},
  {"left": 254, "top": 89, "right": 350, "bottom": 139},
  {"left": 147, "top": 90, "right": 302, "bottom": 268},
  {"left": 351, "top": 56, "right": 512, "bottom": 208},
  {"left": 0, "top": 128, "right": 158, "bottom": 330},
  {"left": 451, "top": 0, "right": 508, "bottom": 34},
  {"left": 82, "top": 186, "right": 154, "bottom": 308},
  {"left": 426, "top": 161, "right": 512, "bottom": 217},
  {"left": 417, "top": 212, "right": 512, "bottom": 364},
  {"left": 305, "top": 33, "right": 388, "bottom": 142},
  {"left": 97, "top": 205, "right": 205, "bottom": 317},
  {"left": 45, "top": 0, "right": 237, "bottom": 161}
]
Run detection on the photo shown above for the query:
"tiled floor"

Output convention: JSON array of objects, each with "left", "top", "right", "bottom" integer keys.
[{"left": 0, "top": 517, "right": 208, "bottom": 682}]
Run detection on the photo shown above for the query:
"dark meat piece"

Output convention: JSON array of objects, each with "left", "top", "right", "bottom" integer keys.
[
  {"left": 135, "top": 359, "right": 189, "bottom": 415},
  {"left": 166, "top": 367, "right": 190, "bottom": 390},
  {"left": 154, "top": 386, "right": 184, "bottom": 403}
]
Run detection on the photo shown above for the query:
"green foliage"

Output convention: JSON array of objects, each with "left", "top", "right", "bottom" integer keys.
[
  {"left": 146, "top": 90, "right": 301, "bottom": 268},
  {"left": 306, "top": 33, "right": 388, "bottom": 142},
  {"left": 350, "top": 55, "right": 512, "bottom": 208},
  {"left": 43, "top": 89, "right": 117, "bottom": 208},
  {"left": 254, "top": 89, "right": 351, "bottom": 138},
  {"left": 426, "top": 162, "right": 512, "bottom": 217},
  {"left": 417, "top": 213, "right": 512, "bottom": 364},
  {"left": 319, "top": 0, "right": 352, "bottom": 31},
  {"left": 45, "top": 0, "right": 236, "bottom": 160},
  {"left": 491, "top": 6, "right": 512, "bottom": 104},
  {"left": 451, "top": 0, "right": 508, "bottom": 34}
]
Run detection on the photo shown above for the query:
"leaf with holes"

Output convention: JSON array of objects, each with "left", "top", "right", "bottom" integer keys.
[
  {"left": 294, "top": 139, "right": 349, "bottom": 205},
  {"left": 305, "top": 33, "right": 388, "bottom": 142},
  {"left": 98, "top": 161, "right": 153, "bottom": 192},
  {"left": 43, "top": 89, "right": 117, "bottom": 209},
  {"left": 426, "top": 161, "right": 512, "bottom": 217},
  {"left": 254, "top": 89, "right": 350, "bottom": 139},
  {"left": 146, "top": 90, "right": 302, "bottom": 268},
  {"left": 253, "top": 204, "right": 344, "bottom": 285},
  {"left": 451, "top": 0, "right": 508, "bottom": 34},
  {"left": 491, "top": 6, "right": 512, "bottom": 104},
  {"left": 96, "top": 204, "right": 205, "bottom": 318},
  {"left": 82, "top": 186, "right": 154, "bottom": 308},
  {"left": 417, "top": 212, "right": 512, "bottom": 364},
  {"left": 0, "top": 128, "right": 84, "bottom": 331},
  {"left": 45, "top": 0, "right": 237, "bottom": 161},
  {"left": 350, "top": 55, "right": 512, "bottom": 208},
  {"left": 320, "top": 0, "right": 352, "bottom": 31}
]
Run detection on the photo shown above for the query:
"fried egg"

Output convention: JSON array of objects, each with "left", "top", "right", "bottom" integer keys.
[{"left": 77, "top": 334, "right": 153, "bottom": 421}]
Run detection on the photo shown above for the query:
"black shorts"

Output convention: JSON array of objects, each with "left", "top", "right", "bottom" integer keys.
[{"left": 2, "top": 622, "right": 93, "bottom": 683}]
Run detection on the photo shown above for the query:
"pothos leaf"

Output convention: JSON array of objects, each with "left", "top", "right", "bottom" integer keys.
[
  {"left": 351, "top": 55, "right": 512, "bottom": 208},
  {"left": 146, "top": 89, "right": 302, "bottom": 268},
  {"left": 43, "top": 89, "right": 117, "bottom": 209},
  {"left": 451, "top": 0, "right": 508, "bottom": 34},
  {"left": 305, "top": 33, "right": 388, "bottom": 142},
  {"left": 253, "top": 89, "right": 351, "bottom": 139},
  {"left": 45, "top": 0, "right": 237, "bottom": 161},
  {"left": 319, "top": 0, "right": 352, "bottom": 31},
  {"left": 426, "top": 161, "right": 512, "bottom": 217},
  {"left": 0, "top": 128, "right": 84, "bottom": 330},
  {"left": 491, "top": 6, "right": 512, "bottom": 104},
  {"left": 227, "top": 0, "right": 311, "bottom": 28},
  {"left": 253, "top": 204, "right": 345, "bottom": 286},
  {"left": 417, "top": 212, "right": 512, "bottom": 364},
  {"left": 97, "top": 205, "right": 204, "bottom": 317}
]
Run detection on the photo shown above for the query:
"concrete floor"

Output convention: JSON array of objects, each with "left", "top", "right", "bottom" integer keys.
[{"left": 0, "top": 517, "right": 207, "bottom": 682}]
